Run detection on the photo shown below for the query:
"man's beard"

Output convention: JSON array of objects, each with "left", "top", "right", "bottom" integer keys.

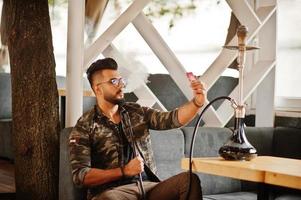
[{"left": 104, "top": 90, "right": 125, "bottom": 105}]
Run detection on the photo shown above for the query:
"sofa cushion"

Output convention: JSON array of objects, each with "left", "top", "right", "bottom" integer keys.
[
  {"left": 204, "top": 191, "right": 257, "bottom": 200},
  {"left": 182, "top": 127, "right": 241, "bottom": 195},
  {"left": 0, "top": 119, "right": 13, "bottom": 160},
  {"left": 244, "top": 127, "right": 274, "bottom": 156},
  {"left": 274, "top": 194, "right": 301, "bottom": 200},
  {"left": 273, "top": 127, "right": 301, "bottom": 159},
  {"left": 182, "top": 127, "right": 233, "bottom": 157},
  {"left": 0, "top": 73, "right": 12, "bottom": 119},
  {"left": 150, "top": 128, "right": 185, "bottom": 180},
  {"left": 238, "top": 127, "right": 275, "bottom": 192}
]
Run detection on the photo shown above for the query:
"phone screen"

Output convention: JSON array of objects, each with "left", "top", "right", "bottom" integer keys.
[{"left": 186, "top": 72, "right": 196, "bottom": 82}]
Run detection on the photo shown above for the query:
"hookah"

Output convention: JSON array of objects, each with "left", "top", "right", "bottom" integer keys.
[
  {"left": 186, "top": 25, "right": 259, "bottom": 199},
  {"left": 219, "top": 25, "right": 258, "bottom": 160}
]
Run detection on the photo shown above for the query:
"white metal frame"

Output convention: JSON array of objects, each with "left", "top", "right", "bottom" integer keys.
[{"left": 65, "top": 0, "right": 277, "bottom": 127}]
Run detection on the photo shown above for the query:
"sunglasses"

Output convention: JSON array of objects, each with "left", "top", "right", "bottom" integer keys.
[{"left": 96, "top": 77, "right": 127, "bottom": 87}]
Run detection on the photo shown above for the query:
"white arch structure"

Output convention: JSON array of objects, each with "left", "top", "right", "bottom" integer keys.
[{"left": 65, "top": 0, "right": 277, "bottom": 128}]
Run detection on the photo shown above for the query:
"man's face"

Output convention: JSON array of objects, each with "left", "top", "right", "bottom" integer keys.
[{"left": 93, "top": 69, "right": 126, "bottom": 105}]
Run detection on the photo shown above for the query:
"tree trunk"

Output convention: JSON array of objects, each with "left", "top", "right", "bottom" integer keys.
[{"left": 3, "top": 0, "right": 60, "bottom": 199}]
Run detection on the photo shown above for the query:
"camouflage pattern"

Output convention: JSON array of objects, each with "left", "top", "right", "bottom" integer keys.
[{"left": 69, "top": 102, "right": 182, "bottom": 197}]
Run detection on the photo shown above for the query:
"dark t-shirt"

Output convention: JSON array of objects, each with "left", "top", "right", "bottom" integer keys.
[
  {"left": 117, "top": 123, "right": 149, "bottom": 184},
  {"left": 92, "top": 122, "right": 149, "bottom": 193}
]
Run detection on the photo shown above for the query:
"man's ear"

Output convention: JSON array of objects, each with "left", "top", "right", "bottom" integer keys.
[{"left": 93, "top": 85, "right": 102, "bottom": 95}]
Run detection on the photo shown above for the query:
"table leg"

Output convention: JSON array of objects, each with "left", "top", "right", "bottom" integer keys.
[{"left": 60, "top": 96, "right": 66, "bottom": 128}]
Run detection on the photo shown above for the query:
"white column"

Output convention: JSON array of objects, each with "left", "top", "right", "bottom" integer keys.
[
  {"left": 256, "top": 68, "right": 276, "bottom": 126},
  {"left": 65, "top": 0, "right": 85, "bottom": 127},
  {"left": 255, "top": 0, "right": 277, "bottom": 127}
]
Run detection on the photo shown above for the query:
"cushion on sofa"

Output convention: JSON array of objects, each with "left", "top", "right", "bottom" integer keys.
[
  {"left": 272, "top": 127, "right": 301, "bottom": 159},
  {"left": 0, "top": 73, "right": 12, "bottom": 119},
  {"left": 269, "top": 128, "right": 301, "bottom": 200},
  {"left": 150, "top": 128, "right": 185, "bottom": 180},
  {"left": 204, "top": 191, "right": 257, "bottom": 200},
  {"left": 246, "top": 127, "right": 301, "bottom": 199},
  {"left": 182, "top": 127, "right": 233, "bottom": 157},
  {"left": 244, "top": 127, "right": 274, "bottom": 156},
  {"left": 182, "top": 127, "right": 242, "bottom": 195},
  {"left": 274, "top": 194, "right": 301, "bottom": 200},
  {"left": 0, "top": 119, "right": 13, "bottom": 160},
  {"left": 239, "top": 127, "right": 274, "bottom": 192}
]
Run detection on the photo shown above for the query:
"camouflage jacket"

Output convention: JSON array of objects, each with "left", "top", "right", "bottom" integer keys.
[{"left": 69, "top": 102, "right": 182, "bottom": 196}]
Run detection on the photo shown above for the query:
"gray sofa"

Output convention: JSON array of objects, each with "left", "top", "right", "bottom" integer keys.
[
  {"left": 59, "top": 126, "right": 301, "bottom": 200},
  {"left": 2, "top": 72, "right": 301, "bottom": 199},
  {"left": 0, "top": 73, "right": 13, "bottom": 160}
]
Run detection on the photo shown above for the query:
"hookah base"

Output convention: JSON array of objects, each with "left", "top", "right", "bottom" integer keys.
[{"left": 219, "top": 146, "right": 257, "bottom": 161}]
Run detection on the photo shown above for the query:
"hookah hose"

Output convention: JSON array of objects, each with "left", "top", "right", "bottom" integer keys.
[
  {"left": 123, "top": 110, "right": 146, "bottom": 200},
  {"left": 185, "top": 96, "right": 232, "bottom": 200}
]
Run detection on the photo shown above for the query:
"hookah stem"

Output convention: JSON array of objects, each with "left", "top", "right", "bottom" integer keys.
[
  {"left": 133, "top": 141, "right": 146, "bottom": 200},
  {"left": 237, "top": 25, "right": 247, "bottom": 108},
  {"left": 124, "top": 111, "right": 146, "bottom": 200},
  {"left": 137, "top": 155, "right": 146, "bottom": 200},
  {"left": 238, "top": 64, "right": 244, "bottom": 107}
]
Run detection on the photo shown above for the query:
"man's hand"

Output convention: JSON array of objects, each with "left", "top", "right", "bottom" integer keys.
[
  {"left": 124, "top": 156, "right": 144, "bottom": 177},
  {"left": 82, "top": 157, "right": 144, "bottom": 187},
  {"left": 177, "top": 74, "right": 207, "bottom": 125},
  {"left": 190, "top": 78, "right": 206, "bottom": 107}
]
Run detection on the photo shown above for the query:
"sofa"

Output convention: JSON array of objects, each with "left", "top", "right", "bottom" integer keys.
[
  {"left": 0, "top": 73, "right": 13, "bottom": 160},
  {"left": 1, "top": 72, "right": 301, "bottom": 199},
  {"left": 59, "top": 126, "right": 301, "bottom": 200}
]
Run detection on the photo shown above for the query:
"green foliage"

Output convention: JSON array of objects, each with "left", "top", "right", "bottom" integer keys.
[
  {"left": 48, "top": 0, "right": 67, "bottom": 5},
  {"left": 123, "top": 0, "right": 219, "bottom": 29},
  {"left": 48, "top": 0, "right": 68, "bottom": 22},
  {"left": 48, "top": 0, "right": 220, "bottom": 29},
  {"left": 144, "top": 0, "right": 197, "bottom": 29}
]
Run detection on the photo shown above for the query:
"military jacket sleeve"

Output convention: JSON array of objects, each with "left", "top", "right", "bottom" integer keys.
[
  {"left": 142, "top": 106, "right": 182, "bottom": 130},
  {"left": 69, "top": 115, "right": 93, "bottom": 187}
]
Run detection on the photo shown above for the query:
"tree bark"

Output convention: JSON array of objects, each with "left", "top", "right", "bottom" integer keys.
[{"left": 3, "top": 0, "right": 60, "bottom": 199}]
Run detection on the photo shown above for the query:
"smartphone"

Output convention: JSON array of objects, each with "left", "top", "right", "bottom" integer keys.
[{"left": 186, "top": 72, "right": 197, "bottom": 82}]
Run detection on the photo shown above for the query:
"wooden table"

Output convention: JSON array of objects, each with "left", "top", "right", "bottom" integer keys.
[
  {"left": 58, "top": 88, "right": 95, "bottom": 97},
  {"left": 58, "top": 88, "right": 95, "bottom": 127},
  {"left": 182, "top": 156, "right": 301, "bottom": 190}
]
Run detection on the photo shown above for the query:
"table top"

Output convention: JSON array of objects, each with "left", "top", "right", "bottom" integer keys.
[
  {"left": 58, "top": 88, "right": 95, "bottom": 97},
  {"left": 181, "top": 156, "right": 301, "bottom": 190}
]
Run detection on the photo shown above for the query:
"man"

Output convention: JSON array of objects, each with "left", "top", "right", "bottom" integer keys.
[{"left": 69, "top": 57, "right": 206, "bottom": 200}]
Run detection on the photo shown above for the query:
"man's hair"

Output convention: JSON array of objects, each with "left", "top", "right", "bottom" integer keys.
[{"left": 86, "top": 57, "right": 118, "bottom": 86}]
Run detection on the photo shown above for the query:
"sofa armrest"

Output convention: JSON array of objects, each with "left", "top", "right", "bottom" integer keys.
[{"left": 59, "top": 128, "right": 86, "bottom": 200}]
